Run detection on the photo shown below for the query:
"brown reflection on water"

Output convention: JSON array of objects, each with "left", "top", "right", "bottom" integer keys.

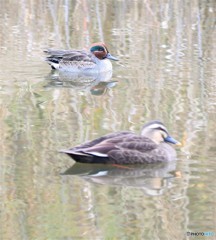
[{"left": 0, "top": 0, "right": 215, "bottom": 240}]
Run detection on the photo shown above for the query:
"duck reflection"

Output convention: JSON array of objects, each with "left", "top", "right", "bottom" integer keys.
[
  {"left": 45, "top": 70, "right": 117, "bottom": 95},
  {"left": 62, "top": 162, "right": 180, "bottom": 196}
]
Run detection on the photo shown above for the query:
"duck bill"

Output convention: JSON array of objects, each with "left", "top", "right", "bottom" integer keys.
[
  {"left": 106, "top": 53, "right": 118, "bottom": 61},
  {"left": 164, "top": 136, "right": 182, "bottom": 146}
]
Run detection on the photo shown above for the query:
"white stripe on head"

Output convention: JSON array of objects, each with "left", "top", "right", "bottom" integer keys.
[
  {"left": 146, "top": 123, "right": 168, "bottom": 133},
  {"left": 147, "top": 123, "right": 164, "bottom": 129},
  {"left": 141, "top": 120, "right": 169, "bottom": 137}
]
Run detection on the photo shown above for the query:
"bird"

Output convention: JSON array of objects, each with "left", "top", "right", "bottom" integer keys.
[
  {"left": 60, "top": 120, "right": 181, "bottom": 164},
  {"left": 44, "top": 42, "right": 118, "bottom": 73}
]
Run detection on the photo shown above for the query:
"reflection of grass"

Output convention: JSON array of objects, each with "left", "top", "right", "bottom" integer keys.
[{"left": 5, "top": 82, "right": 50, "bottom": 131}]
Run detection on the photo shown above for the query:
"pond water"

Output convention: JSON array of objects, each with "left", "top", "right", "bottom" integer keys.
[{"left": 0, "top": 1, "right": 215, "bottom": 239}]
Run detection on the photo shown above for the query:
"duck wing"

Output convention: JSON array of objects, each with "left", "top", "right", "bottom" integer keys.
[
  {"left": 71, "top": 135, "right": 157, "bottom": 157},
  {"left": 44, "top": 49, "right": 79, "bottom": 62},
  {"left": 60, "top": 131, "right": 133, "bottom": 163},
  {"left": 45, "top": 49, "right": 98, "bottom": 69},
  {"left": 44, "top": 49, "right": 88, "bottom": 58},
  {"left": 60, "top": 52, "right": 97, "bottom": 70},
  {"left": 62, "top": 51, "right": 93, "bottom": 62},
  {"left": 117, "top": 136, "right": 157, "bottom": 152},
  {"left": 109, "top": 138, "right": 170, "bottom": 163},
  {"left": 77, "top": 136, "right": 163, "bottom": 164},
  {"left": 69, "top": 131, "right": 133, "bottom": 151},
  {"left": 108, "top": 149, "right": 168, "bottom": 164}
]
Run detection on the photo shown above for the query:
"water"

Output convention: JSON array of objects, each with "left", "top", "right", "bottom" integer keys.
[{"left": 0, "top": 1, "right": 215, "bottom": 239}]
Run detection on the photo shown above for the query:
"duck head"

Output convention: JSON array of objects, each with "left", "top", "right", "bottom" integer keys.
[
  {"left": 90, "top": 42, "right": 118, "bottom": 61},
  {"left": 141, "top": 120, "right": 181, "bottom": 145}
]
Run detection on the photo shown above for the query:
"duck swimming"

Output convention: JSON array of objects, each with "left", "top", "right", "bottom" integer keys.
[
  {"left": 44, "top": 42, "right": 118, "bottom": 73},
  {"left": 61, "top": 120, "right": 181, "bottom": 164}
]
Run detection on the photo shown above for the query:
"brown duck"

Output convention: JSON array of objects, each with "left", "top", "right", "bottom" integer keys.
[{"left": 61, "top": 120, "right": 181, "bottom": 164}]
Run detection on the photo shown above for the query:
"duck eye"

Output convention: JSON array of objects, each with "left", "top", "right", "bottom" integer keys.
[
  {"left": 90, "top": 46, "right": 105, "bottom": 52},
  {"left": 157, "top": 129, "right": 166, "bottom": 139}
]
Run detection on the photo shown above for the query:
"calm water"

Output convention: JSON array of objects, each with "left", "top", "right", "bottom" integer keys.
[{"left": 0, "top": 1, "right": 215, "bottom": 239}]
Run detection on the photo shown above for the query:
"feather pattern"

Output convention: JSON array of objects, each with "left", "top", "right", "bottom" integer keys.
[
  {"left": 61, "top": 120, "right": 181, "bottom": 164},
  {"left": 45, "top": 49, "right": 96, "bottom": 70}
]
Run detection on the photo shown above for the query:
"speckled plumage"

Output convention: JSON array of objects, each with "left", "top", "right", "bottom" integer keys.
[
  {"left": 61, "top": 120, "right": 181, "bottom": 164},
  {"left": 44, "top": 42, "right": 118, "bottom": 73}
]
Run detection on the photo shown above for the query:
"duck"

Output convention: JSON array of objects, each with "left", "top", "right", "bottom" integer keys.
[
  {"left": 60, "top": 120, "right": 181, "bottom": 164},
  {"left": 44, "top": 42, "right": 118, "bottom": 73}
]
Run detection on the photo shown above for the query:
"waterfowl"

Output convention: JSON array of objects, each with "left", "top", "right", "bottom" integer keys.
[
  {"left": 44, "top": 42, "right": 118, "bottom": 73},
  {"left": 61, "top": 120, "right": 181, "bottom": 164}
]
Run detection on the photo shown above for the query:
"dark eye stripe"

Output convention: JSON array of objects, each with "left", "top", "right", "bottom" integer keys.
[
  {"left": 155, "top": 127, "right": 168, "bottom": 135},
  {"left": 90, "top": 46, "right": 105, "bottom": 52}
]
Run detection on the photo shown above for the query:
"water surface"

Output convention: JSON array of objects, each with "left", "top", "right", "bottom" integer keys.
[{"left": 0, "top": 1, "right": 215, "bottom": 239}]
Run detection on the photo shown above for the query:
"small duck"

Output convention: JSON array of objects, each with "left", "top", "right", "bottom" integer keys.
[
  {"left": 44, "top": 42, "right": 118, "bottom": 73},
  {"left": 61, "top": 120, "right": 181, "bottom": 164}
]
